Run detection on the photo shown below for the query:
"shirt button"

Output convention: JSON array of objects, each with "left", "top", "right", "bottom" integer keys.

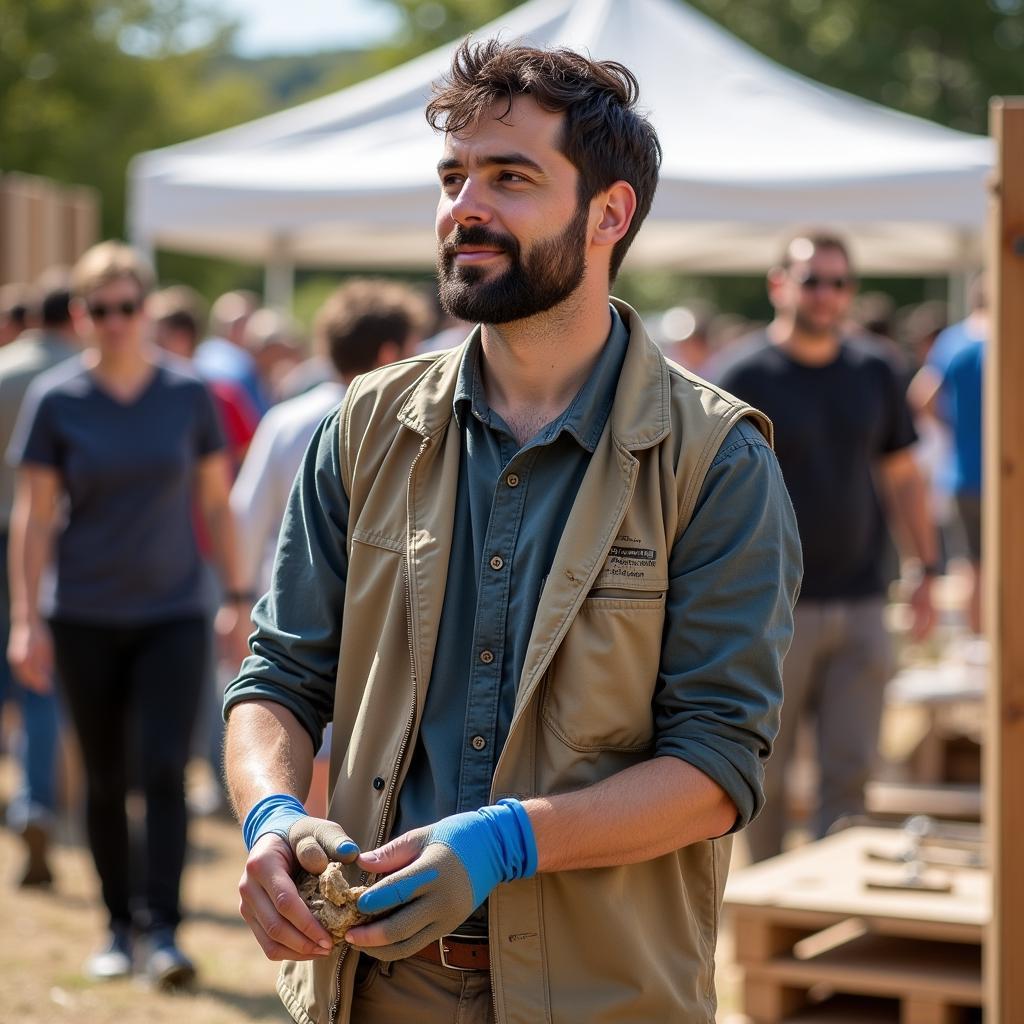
[
  {"left": 489, "top": 555, "right": 504, "bottom": 571},
  {"left": 471, "top": 735, "right": 486, "bottom": 751},
  {"left": 479, "top": 649, "right": 494, "bottom": 664},
  {"left": 506, "top": 473, "right": 519, "bottom": 488}
]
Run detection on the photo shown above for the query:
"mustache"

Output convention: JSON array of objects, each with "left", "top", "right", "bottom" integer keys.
[{"left": 440, "top": 225, "right": 518, "bottom": 261}]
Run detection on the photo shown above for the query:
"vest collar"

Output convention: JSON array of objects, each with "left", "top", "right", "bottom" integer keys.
[{"left": 396, "top": 297, "right": 671, "bottom": 451}]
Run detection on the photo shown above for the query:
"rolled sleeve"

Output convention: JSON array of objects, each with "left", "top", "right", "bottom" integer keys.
[
  {"left": 223, "top": 407, "right": 348, "bottom": 753},
  {"left": 653, "top": 418, "right": 802, "bottom": 831}
]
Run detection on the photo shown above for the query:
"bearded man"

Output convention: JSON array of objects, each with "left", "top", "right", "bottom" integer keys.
[{"left": 224, "top": 40, "right": 801, "bottom": 1024}]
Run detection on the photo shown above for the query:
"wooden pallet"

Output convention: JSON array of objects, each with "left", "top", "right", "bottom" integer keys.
[{"left": 725, "top": 827, "right": 989, "bottom": 1024}]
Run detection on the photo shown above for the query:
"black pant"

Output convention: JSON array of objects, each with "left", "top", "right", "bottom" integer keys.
[{"left": 51, "top": 617, "right": 207, "bottom": 932}]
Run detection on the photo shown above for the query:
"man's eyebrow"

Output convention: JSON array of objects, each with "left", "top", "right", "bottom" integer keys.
[{"left": 437, "top": 152, "right": 546, "bottom": 175}]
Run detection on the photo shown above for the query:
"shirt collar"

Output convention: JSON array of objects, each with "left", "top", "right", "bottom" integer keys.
[{"left": 452, "top": 305, "right": 628, "bottom": 453}]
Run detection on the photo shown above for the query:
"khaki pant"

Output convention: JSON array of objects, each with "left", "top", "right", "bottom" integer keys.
[
  {"left": 745, "top": 596, "right": 893, "bottom": 862},
  {"left": 351, "top": 953, "right": 495, "bottom": 1024}
]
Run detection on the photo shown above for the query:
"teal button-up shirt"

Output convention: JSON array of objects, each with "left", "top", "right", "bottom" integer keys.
[{"left": 396, "top": 308, "right": 629, "bottom": 844}]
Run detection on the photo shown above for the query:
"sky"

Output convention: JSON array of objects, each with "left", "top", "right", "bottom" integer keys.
[{"left": 211, "top": 0, "right": 401, "bottom": 55}]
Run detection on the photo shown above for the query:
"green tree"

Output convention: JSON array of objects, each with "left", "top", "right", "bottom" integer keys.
[{"left": 0, "top": 0, "right": 269, "bottom": 238}]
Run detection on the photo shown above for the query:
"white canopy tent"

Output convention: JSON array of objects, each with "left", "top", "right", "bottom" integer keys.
[{"left": 129, "top": 0, "right": 993, "bottom": 306}]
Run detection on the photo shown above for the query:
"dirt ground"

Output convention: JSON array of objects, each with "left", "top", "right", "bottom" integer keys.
[{"left": 0, "top": 795, "right": 285, "bottom": 1024}]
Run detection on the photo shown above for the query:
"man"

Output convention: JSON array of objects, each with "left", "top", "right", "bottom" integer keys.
[
  {"left": 719, "top": 233, "right": 938, "bottom": 862},
  {"left": 195, "top": 289, "right": 268, "bottom": 416},
  {"left": 225, "top": 40, "right": 801, "bottom": 1024},
  {"left": 0, "top": 283, "right": 34, "bottom": 347},
  {"left": 230, "top": 278, "right": 430, "bottom": 600},
  {"left": 0, "top": 270, "right": 79, "bottom": 885},
  {"left": 922, "top": 325, "right": 986, "bottom": 638},
  {"left": 149, "top": 285, "right": 260, "bottom": 474},
  {"left": 910, "top": 276, "right": 987, "bottom": 637}
]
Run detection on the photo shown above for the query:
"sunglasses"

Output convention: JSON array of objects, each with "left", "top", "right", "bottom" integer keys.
[
  {"left": 87, "top": 299, "right": 141, "bottom": 321},
  {"left": 797, "top": 275, "right": 852, "bottom": 292}
]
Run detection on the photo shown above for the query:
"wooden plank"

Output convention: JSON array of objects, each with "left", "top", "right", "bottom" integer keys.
[
  {"left": 985, "top": 97, "right": 1024, "bottom": 1024},
  {"left": 782, "top": 994, "right": 901, "bottom": 1022},
  {"left": 729, "top": 903, "right": 982, "bottom": 945},
  {"left": 864, "top": 782, "right": 982, "bottom": 821},
  {"left": 900, "top": 997, "right": 963, "bottom": 1024},
  {"left": 0, "top": 176, "right": 31, "bottom": 284},
  {"left": 63, "top": 185, "right": 99, "bottom": 263},
  {"left": 745, "top": 976, "right": 807, "bottom": 1023},
  {"left": 746, "top": 934, "right": 982, "bottom": 1003},
  {"left": 725, "top": 828, "right": 989, "bottom": 935},
  {"left": 734, "top": 914, "right": 813, "bottom": 965}
]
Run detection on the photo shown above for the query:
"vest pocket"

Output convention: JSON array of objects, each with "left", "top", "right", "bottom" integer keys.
[{"left": 540, "top": 592, "right": 665, "bottom": 752}]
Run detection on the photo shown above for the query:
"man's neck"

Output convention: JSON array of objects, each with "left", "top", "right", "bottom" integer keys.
[
  {"left": 768, "top": 316, "right": 841, "bottom": 367},
  {"left": 478, "top": 283, "right": 612, "bottom": 446}
]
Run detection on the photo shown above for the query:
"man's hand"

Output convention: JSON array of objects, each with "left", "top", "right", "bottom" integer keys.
[
  {"left": 346, "top": 799, "right": 536, "bottom": 962},
  {"left": 238, "top": 794, "right": 360, "bottom": 961},
  {"left": 909, "top": 575, "right": 937, "bottom": 642},
  {"left": 215, "top": 601, "right": 252, "bottom": 670},
  {"left": 239, "top": 832, "right": 336, "bottom": 961}
]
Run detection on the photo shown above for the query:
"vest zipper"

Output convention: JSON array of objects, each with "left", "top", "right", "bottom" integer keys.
[{"left": 328, "top": 434, "right": 431, "bottom": 1024}]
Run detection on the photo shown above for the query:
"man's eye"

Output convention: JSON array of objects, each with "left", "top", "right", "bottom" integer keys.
[
  {"left": 500, "top": 172, "right": 527, "bottom": 183},
  {"left": 441, "top": 175, "right": 464, "bottom": 188}
]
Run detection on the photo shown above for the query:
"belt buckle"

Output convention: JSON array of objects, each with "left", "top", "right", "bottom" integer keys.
[{"left": 438, "top": 933, "right": 484, "bottom": 972}]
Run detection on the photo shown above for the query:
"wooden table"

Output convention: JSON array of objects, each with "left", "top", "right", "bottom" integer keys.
[{"left": 724, "top": 826, "right": 988, "bottom": 1023}]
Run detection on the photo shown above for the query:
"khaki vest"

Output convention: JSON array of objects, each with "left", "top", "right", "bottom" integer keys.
[{"left": 276, "top": 300, "right": 771, "bottom": 1024}]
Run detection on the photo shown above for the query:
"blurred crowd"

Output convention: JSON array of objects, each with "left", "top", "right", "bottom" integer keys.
[{"left": 0, "top": 230, "right": 986, "bottom": 985}]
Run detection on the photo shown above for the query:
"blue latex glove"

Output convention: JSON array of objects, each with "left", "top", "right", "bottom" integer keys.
[
  {"left": 243, "top": 793, "right": 360, "bottom": 873},
  {"left": 348, "top": 798, "right": 537, "bottom": 961}
]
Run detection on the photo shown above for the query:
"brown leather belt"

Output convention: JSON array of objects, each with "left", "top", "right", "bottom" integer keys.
[{"left": 412, "top": 934, "right": 490, "bottom": 971}]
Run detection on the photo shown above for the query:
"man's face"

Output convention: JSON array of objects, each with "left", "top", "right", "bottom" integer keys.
[
  {"left": 435, "top": 96, "right": 592, "bottom": 325},
  {"left": 772, "top": 247, "right": 855, "bottom": 337}
]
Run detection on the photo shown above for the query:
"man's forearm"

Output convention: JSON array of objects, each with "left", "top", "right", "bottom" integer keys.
[
  {"left": 522, "top": 755, "right": 737, "bottom": 873},
  {"left": 883, "top": 461, "right": 938, "bottom": 567},
  {"left": 224, "top": 700, "right": 317, "bottom": 821}
]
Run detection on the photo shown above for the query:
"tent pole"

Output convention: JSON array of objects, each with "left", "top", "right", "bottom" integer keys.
[
  {"left": 946, "top": 270, "right": 969, "bottom": 321},
  {"left": 946, "top": 229, "right": 976, "bottom": 320},
  {"left": 265, "top": 235, "right": 295, "bottom": 311}
]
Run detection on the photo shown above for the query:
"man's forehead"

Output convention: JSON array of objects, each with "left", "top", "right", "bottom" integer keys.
[
  {"left": 793, "top": 248, "right": 850, "bottom": 272},
  {"left": 441, "top": 96, "right": 564, "bottom": 159}
]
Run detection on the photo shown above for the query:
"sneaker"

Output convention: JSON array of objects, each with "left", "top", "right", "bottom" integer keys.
[
  {"left": 85, "top": 926, "right": 133, "bottom": 980},
  {"left": 143, "top": 927, "right": 196, "bottom": 990},
  {"left": 18, "top": 819, "right": 54, "bottom": 888}
]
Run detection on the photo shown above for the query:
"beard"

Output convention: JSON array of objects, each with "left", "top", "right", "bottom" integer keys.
[
  {"left": 437, "top": 199, "right": 589, "bottom": 325},
  {"left": 794, "top": 306, "right": 844, "bottom": 338}
]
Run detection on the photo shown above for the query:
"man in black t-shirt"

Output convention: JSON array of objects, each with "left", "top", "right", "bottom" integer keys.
[{"left": 719, "top": 232, "right": 938, "bottom": 861}]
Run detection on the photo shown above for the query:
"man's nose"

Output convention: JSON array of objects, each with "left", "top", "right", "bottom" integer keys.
[{"left": 450, "top": 178, "right": 492, "bottom": 226}]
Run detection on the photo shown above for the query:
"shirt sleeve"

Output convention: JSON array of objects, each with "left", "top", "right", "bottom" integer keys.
[
  {"left": 223, "top": 407, "right": 348, "bottom": 754},
  {"left": 194, "top": 379, "right": 227, "bottom": 458},
  {"left": 878, "top": 358, "right": 918, "bottom": 455},
  {"left": 8, "top": 380, "right": 59, "bottom": 469},
  {"left": 230, "top": 408, "right": 288, "bottom": 594},
  {"left": 652, "top": 418, "right": 803, "bottom": 831}
]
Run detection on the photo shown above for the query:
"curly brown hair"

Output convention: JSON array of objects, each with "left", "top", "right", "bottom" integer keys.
[
  {"left": 315, "top": 279, "right": 431, "bottom": 377},
  {"left": 426, "top": 39, "right": 661, "bottom": 279}
]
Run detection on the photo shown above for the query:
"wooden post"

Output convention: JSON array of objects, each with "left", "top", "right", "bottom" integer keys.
[{"left": 985, "top": 97, "right": 1024, "bottom": 1024}]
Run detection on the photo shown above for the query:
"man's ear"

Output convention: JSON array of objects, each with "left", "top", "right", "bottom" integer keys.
[
  {"left": 590, "top": 181, "right": 637, "bottom": 252},
  {"left": 766, "top": 266, "right": 787, "bottom": 305}
]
